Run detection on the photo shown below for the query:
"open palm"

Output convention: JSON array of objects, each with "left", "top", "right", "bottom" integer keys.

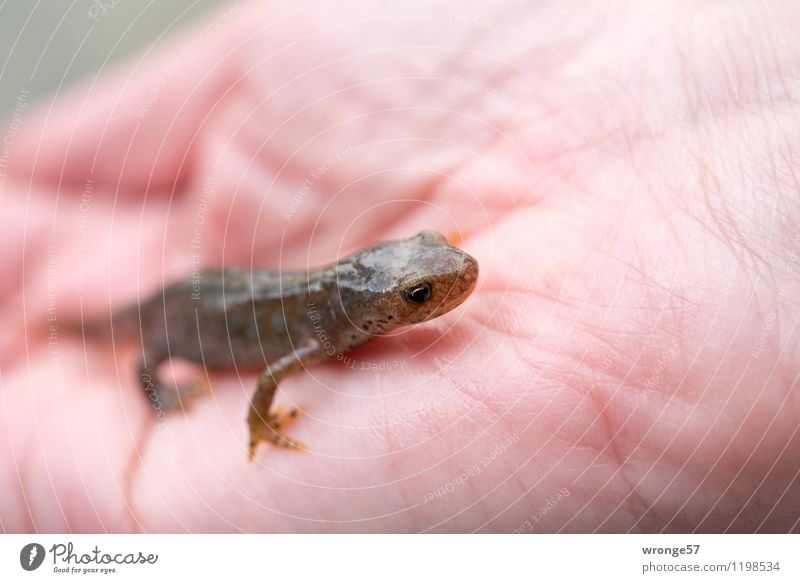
[{"left": 2, "top": 0, "right": 799, "bottom": 532}]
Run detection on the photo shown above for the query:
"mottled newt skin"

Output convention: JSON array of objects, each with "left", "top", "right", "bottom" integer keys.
[{"left": 116, "top": 230, "right": 478, "bottom": 459}]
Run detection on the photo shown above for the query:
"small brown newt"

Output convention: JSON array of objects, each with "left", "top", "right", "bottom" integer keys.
[{"left": 101, "top": 230, "right": 478, "bottom": 459}]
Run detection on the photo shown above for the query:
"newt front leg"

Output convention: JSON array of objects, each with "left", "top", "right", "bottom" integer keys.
[{"left": 247, "top": 340, "right": 321, "bottom": 460}]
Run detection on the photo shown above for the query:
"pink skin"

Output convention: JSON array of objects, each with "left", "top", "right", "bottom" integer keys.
[{"left": 1, "top": 1, "right": 799, "bottom": 533}]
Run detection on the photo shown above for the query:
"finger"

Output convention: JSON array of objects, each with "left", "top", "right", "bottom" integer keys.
[{"left": 6, "top": 3, "right": 251, "bottom": 196}]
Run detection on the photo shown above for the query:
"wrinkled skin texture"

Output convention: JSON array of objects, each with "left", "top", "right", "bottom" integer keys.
[{"left": 1, "top": 0, "right": 799, "bottom": 532}]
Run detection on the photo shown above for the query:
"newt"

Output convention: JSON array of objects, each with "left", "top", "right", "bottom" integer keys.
[{"left": 94, "top": 230, "right": 478, "bottom": 460}]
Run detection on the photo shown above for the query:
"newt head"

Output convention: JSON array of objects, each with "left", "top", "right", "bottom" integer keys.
[{"left": 337, "top": 230, "right": 479, "bottom": 333}]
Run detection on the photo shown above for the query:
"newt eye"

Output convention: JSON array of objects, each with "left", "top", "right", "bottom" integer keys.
[{"left": 403, "top": 281, "right": 432, "bottom": 304}]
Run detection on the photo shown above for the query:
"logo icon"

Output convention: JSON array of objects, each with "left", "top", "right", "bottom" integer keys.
[{"left": 20, "top": 543, "right": 46, "bottom": 571}]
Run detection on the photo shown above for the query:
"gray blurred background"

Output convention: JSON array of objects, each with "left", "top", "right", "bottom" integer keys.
[{"left": 0, "top": 0, "right": 224, "bottom": 113}]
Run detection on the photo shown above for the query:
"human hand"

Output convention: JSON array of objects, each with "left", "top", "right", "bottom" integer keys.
[{"left": 2, "top": 0, "right": 798, "bottom": 532}]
